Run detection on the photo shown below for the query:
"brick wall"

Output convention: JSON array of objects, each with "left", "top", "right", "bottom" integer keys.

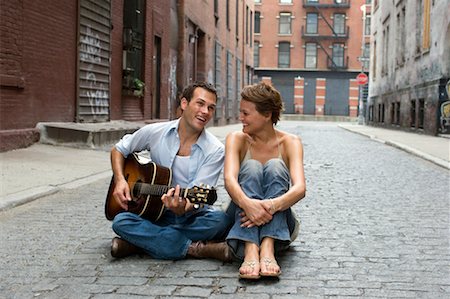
[{"left": 0, "top": 0, "right": 78, "bottom": 130}]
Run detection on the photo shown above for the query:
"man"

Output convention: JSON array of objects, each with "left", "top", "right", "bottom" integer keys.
[{"left": 110, "top": 82, "right": 231, "bottom": 262}]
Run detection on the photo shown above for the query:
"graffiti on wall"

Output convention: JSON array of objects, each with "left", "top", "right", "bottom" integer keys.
[{"left": 79, "top": 26, "right": 109, "bottom": 116}]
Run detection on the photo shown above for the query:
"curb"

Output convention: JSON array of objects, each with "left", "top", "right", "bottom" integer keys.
[
  {"left": 0, "top": 171, "right": 112, "bottom": 212},
  {"left": 385, "top": 140, "right": 450, "bottom": 170}
]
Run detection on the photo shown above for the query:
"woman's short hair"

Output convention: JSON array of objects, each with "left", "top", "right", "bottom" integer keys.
[{"left": 240, "top": 82, "right": 284, "bottom": 124}]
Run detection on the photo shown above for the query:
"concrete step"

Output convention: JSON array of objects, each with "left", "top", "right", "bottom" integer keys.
[{"left": 37, "top": 121, "right": 146, "bottom": 150}]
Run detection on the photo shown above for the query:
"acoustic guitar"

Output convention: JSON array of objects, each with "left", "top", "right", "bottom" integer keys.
[{"left": 105, "top": 153, "right": 217, "bottom": 222}]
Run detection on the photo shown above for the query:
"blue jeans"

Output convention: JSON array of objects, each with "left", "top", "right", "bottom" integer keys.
[
  {"left": 226, "top": 158, "right": 295, "bottom": 260},
  {"left": 112, "top": 207, "right": 231, "bottom": 260}
]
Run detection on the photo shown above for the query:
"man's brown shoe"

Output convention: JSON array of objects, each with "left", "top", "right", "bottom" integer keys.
[
  {"left": 187, "top": 241, "right": 232, "bottom": 262},
  {"left": 111, "top": 237, "right": 141, "bottom": 258}
]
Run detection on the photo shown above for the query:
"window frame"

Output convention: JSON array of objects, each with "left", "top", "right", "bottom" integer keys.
[
  {"left": 279, "top": 12, "right": 292, "bottom": 35},
  {"left": 305, "top": 43, "right": 317, "bottom": 68},
  {"left": 306, "top": 13, "right": 318, "bottom": 34},
  {"left": 278, "top": 42, "right": 290, "bottom": 68}
]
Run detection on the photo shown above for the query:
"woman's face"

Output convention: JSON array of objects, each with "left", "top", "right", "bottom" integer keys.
[{"left": 239, "top": 100, "right": 270, "bottom": 134}]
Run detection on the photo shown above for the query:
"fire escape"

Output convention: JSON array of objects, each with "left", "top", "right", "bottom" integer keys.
[{"left": 301, "top": 0, "right": 351, "bottom": 70}]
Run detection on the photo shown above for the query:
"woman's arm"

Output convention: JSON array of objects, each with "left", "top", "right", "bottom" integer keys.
[
  {"left": 224, "top": 132, "right": 273, "bottom": 226},
  {"left": 270, "top": 133, "right": 306, "bottom": 213}
]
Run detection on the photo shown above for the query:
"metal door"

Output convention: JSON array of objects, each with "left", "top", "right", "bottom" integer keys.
[
  {"left": 272, "top": 76, "right": 294, "bottom": 114},
  {"left": 303, "top": 77, "right": 316, "bottom": 115},
  {"left": 325, "top": 78, "right": 349, "bottom": 116},
  {"left": 77, "top": 0, "right": 111, "bottom": 122}
]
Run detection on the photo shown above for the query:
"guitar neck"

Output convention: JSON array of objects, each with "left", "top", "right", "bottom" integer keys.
[{"left": 134, "top": 182, "right": 191, "bottom": 200}]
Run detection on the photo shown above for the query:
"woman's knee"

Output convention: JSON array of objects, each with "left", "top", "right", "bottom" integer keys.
[
  {"left": 264, "top": 159, "right": 289, "bottom": 180},
  {"left": 240, "top": 160, "right": 263, "bottom": 176}
]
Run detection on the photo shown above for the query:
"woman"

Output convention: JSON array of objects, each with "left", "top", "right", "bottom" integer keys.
[{"left": 224, "top": 82, "right": 306, "bottom": 279}]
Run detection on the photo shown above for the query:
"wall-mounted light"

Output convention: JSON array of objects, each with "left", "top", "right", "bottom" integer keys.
[{"left": 189, "top": 34, "right": 197, "bottom": 44}]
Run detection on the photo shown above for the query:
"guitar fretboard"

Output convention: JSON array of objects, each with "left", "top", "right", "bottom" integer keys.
[{"left": 134, "top": 182, "right": 187, "bottom": 197}]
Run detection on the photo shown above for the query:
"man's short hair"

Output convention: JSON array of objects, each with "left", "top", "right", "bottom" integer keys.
[{"left": 181, "top": 82, "right": 218, "bottom": 102}]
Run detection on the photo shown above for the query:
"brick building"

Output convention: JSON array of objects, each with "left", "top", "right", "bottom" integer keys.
[
  {"left": 0, "top": 0, "right": 254, "bottom": 151},
  {"left": 253, "top": 0, "right": 367, "bottom": 117},
  {"left": 367, "top": 0, "right": 450, "bottom": 136},
  {"left": 170, "top": 0, "right": 255, "bottom": 125}
]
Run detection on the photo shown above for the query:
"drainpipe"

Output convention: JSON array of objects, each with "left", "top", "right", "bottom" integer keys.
[{"left": 176, "top": 0, "right": 186, "bottom": 111}]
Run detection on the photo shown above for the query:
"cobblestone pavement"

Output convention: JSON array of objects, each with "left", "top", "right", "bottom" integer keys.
[{"left": 1, "top": 122, "right": 449, "bottom": 298}]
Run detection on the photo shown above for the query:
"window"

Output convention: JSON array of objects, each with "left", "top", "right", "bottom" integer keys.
[
  {"left": 279, "top": 13, "right": 292, "bottom": 34},
  {"left": 305, "top": 43, "right": 317, "bottom": 68},
  {"left": 382, "top": 23, "right": 389, "bottom": 75},
  {"left": 236, "top": 0, "right": 239, "bottom": 37},
  {"left": 306, "top": 13, "right": 318, "bottom": 34},
  {"left": 278, "top": 42, "right": 290, "bottom": 68},
  {"left": 214, "top": 41, "right": 222, "bottom": 118},
  {"left": 396, "top": 6, "right": 406, "bottom": 65},
  {"left": 333, "top": 13, "right": 346, "bottom": 35},
  {"left": 423, "top": 0, "right": 431, "bottom": 50},
  {"left": 415, "top": 0, "right": 423, "bottom": 53},
  {"left": 410, "top": 100, "right": 416, "bottom": 127},
  {"left": 245, "top": 6, "right": 249, "bottom": 44},
  {"left": 364, "top": 15, "right": 371, "bottom": 35},
  {"left": 418, "top": 99, "right": 425, "bottom": 129},
  {"left": 332, "top": 43, "right": 345, "bottom": 67},
  {"left": 254, "top": 0, "right": 261, "bottom": 3},
  {"left": 363, "top": 43, "right": 370, "bottom": 70},
  {"left": 122, "top": 0, "right": 145, "bottom": 95},
  {"left": 254, "top": 41, "right": 260, "bottom": 67},
  {"left": 378, "top": 103, "right": 385, "bottom": 123},
  {"left": 255, "top": 11, "right": 261, "bottom": 34},
  {"left": 235, "top": 58, "right": 241, "bottom": 116},
  {"left": 226, "top": 51, "right": 233, "bottom": 118},
  {"left": 396, "top": 102, "right": 401, "bottom": 125},
  {"left": 250, "top": 11, "right": 253, "bottom": 46},
  {"left": 226, "top": 0, "right": 230, "bottom": 29},
  {"left": 214, "top": 0, "right": 219, "bottom": 25},
  {"left": 372, "top": 39, "right": 377, "bottom": 80}
]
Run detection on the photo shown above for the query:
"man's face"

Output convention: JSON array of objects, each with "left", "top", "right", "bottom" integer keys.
[{"left": 180, "top": 87, "right": 217, "bottom": 131}]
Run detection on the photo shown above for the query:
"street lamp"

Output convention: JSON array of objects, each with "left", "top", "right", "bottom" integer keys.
[{"left": 358, "top": 4, "right": 369, "bottom": 125}]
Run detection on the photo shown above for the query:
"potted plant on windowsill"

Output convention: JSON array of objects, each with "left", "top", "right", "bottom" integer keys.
[{"left": 133, "top": 78, "right": 145, "bottom": 98}]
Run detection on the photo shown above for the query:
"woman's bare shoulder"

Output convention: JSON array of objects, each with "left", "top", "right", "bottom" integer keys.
[
  {"left": 277, "top": 130, "right": 302, "bottom": 144},
  {"left": 226, "top": 130, "right": 247, "bottom": 141}
]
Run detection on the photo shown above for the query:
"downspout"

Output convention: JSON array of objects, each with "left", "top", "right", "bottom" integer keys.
[
  {"left": 242, "top": 0, "right": 246, "bottom": 85},
  {"left": 176, "top": 0, "right": 185, "bottom": 107}
]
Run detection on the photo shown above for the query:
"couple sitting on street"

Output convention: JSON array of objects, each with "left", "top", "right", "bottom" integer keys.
[{"left": 109, "top": 81, "right": 306, "bottom": 279}]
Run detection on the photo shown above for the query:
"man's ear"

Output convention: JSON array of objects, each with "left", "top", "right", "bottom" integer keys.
[{"left": 180, "top": 97, "right": 188, "bottom": 111}]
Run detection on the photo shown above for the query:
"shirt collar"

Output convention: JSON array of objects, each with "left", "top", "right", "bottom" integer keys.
[{"left": 169, "top": 118, "right": 209, "bottom": 152}]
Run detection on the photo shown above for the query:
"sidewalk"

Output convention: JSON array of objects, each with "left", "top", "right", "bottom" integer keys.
[
  {"left": 339, "top": 124, "right": 450, "bottom": 169},
  {"left": 0, "top": 122, "right": 448, "bottom": 212}
]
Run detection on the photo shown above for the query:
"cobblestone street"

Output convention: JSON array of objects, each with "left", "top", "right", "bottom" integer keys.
[{"left": 1, "top": 122, "right": 449, "bottom": 298}]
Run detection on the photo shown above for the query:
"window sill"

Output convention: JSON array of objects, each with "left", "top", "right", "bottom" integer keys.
[{"left": 0, "top": 74, "right": 25, "bottom": 89}]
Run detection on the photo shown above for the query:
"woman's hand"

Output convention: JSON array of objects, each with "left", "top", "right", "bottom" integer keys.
[
  {"left": 240, "top": 199, "right": 273, "bottom": 228},
  {"left": 161, "top": 185, "right": 189, "bottom": 216}
]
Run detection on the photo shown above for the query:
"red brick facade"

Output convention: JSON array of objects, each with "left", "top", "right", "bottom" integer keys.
[
  {"left": 254, "top": 0, "right": 366, "bottom": 116},
  {"left": 0, "top": 0, "right": 254, "bottom": 151}
]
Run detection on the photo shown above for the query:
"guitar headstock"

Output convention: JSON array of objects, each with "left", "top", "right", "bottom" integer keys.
[{"left": 186, "top": 184, "right": 217, "bottom": 205}]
